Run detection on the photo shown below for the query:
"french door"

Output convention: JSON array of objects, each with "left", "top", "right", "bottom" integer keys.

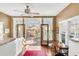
[
  {"left": 41, "top": 24, "right": 49, "bottom": 46},
  {"left": 13, "top": 18, "right": 53, "bottom": 46}
]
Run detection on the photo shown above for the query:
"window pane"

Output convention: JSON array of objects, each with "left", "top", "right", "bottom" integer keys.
[
  {"left": 43, "top": 18, "right": 53, "bottom": 41},
  {"left": 0, "top": 22, "right": 4, "bottom": 40}
]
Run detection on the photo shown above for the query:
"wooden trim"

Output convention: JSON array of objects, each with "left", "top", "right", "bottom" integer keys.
[
  {"left": 23, "top": 18, "right": 24, "bottom": 24},
  {"left": 10, "top": 17, "right": 13, "bottom": 37},
  {"left": 52, "top": 17, "right": 53, "bottom": 41},
  {"left": 56, "top": 4, "right": 70, "bottom": 16},
  {"left": 42, "top": 17, "right": 43, "bottom": 24},
  {"left": 12, "top": 16, "right": 55, "bottom": 18},
  {"left": 41, "top": 24, "right": 42, "bottom": 46},
  {"left": 0, "top": 11, "right": 11, "bottom": 17},
  {"left": 53, "top": 16, "right": 57, "bottom": 41}
]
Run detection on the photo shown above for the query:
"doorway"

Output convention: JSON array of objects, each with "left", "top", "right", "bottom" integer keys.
[
  {"left": 13, "top": 18, "right": 53, "bottom": 46},
  {"left": 24, "top": 18, "right": 42, "bottom": 46},
  {"left": 41, "top": 24, "right": 49, "bottom": 46}
]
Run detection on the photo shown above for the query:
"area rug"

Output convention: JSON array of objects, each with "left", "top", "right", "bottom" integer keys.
[{"left": 22, "top": 50, "right": 48, "bottom": 56}]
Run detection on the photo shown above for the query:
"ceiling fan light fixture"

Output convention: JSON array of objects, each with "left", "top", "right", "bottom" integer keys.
[
  {"left": 25, "top": 8, "right": 30, "bottom": 14},
  {"left": 14, "top": 5, "right": 40, "bottom": 16}
]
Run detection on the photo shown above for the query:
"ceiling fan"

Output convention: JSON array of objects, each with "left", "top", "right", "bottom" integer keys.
[{"left": 14, "top": 5, "right": 40, "bottom": 15}]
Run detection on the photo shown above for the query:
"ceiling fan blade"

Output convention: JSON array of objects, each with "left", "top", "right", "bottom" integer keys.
[
  {"left": 20, "top": 13, "right": 30, "bottom": 16},
  {"left": 20, "top": 13, "right": 25, "bottom": 16},
  {"left": 14, "top": 10, "right": 24, "bottom": 13},
  {"left": 29, "top": 12, "right": 40, "bottom": 15}
]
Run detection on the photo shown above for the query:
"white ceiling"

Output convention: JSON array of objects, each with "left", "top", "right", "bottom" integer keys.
[{"left": 0, "top": 3, "right": 70, "bottom": 16}]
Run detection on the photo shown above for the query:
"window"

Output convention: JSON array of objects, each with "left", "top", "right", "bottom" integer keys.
[
  {"left": 0, "top": 22, "right": 4, "bottom": 40},
  {"left": 43, "top": 18, "right": 53, "bottom": 41}
]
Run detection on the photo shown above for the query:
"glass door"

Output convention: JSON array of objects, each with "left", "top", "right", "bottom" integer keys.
[
  {"left": 17, "top": 24, "right": 25, "bottom": 38},
  {"left": 41, "top": 24, "right": 49, "bottom": 46},
  {"left": 24, "top": 18, "right": 42, "bottom": 46},
  {"left": 42, "top": 18, "right": 53, "bottom": 46}
]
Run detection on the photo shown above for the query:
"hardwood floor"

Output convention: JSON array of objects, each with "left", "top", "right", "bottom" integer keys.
[{"left": 41, "top": 46, "right": 52, "bottom": 56}]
